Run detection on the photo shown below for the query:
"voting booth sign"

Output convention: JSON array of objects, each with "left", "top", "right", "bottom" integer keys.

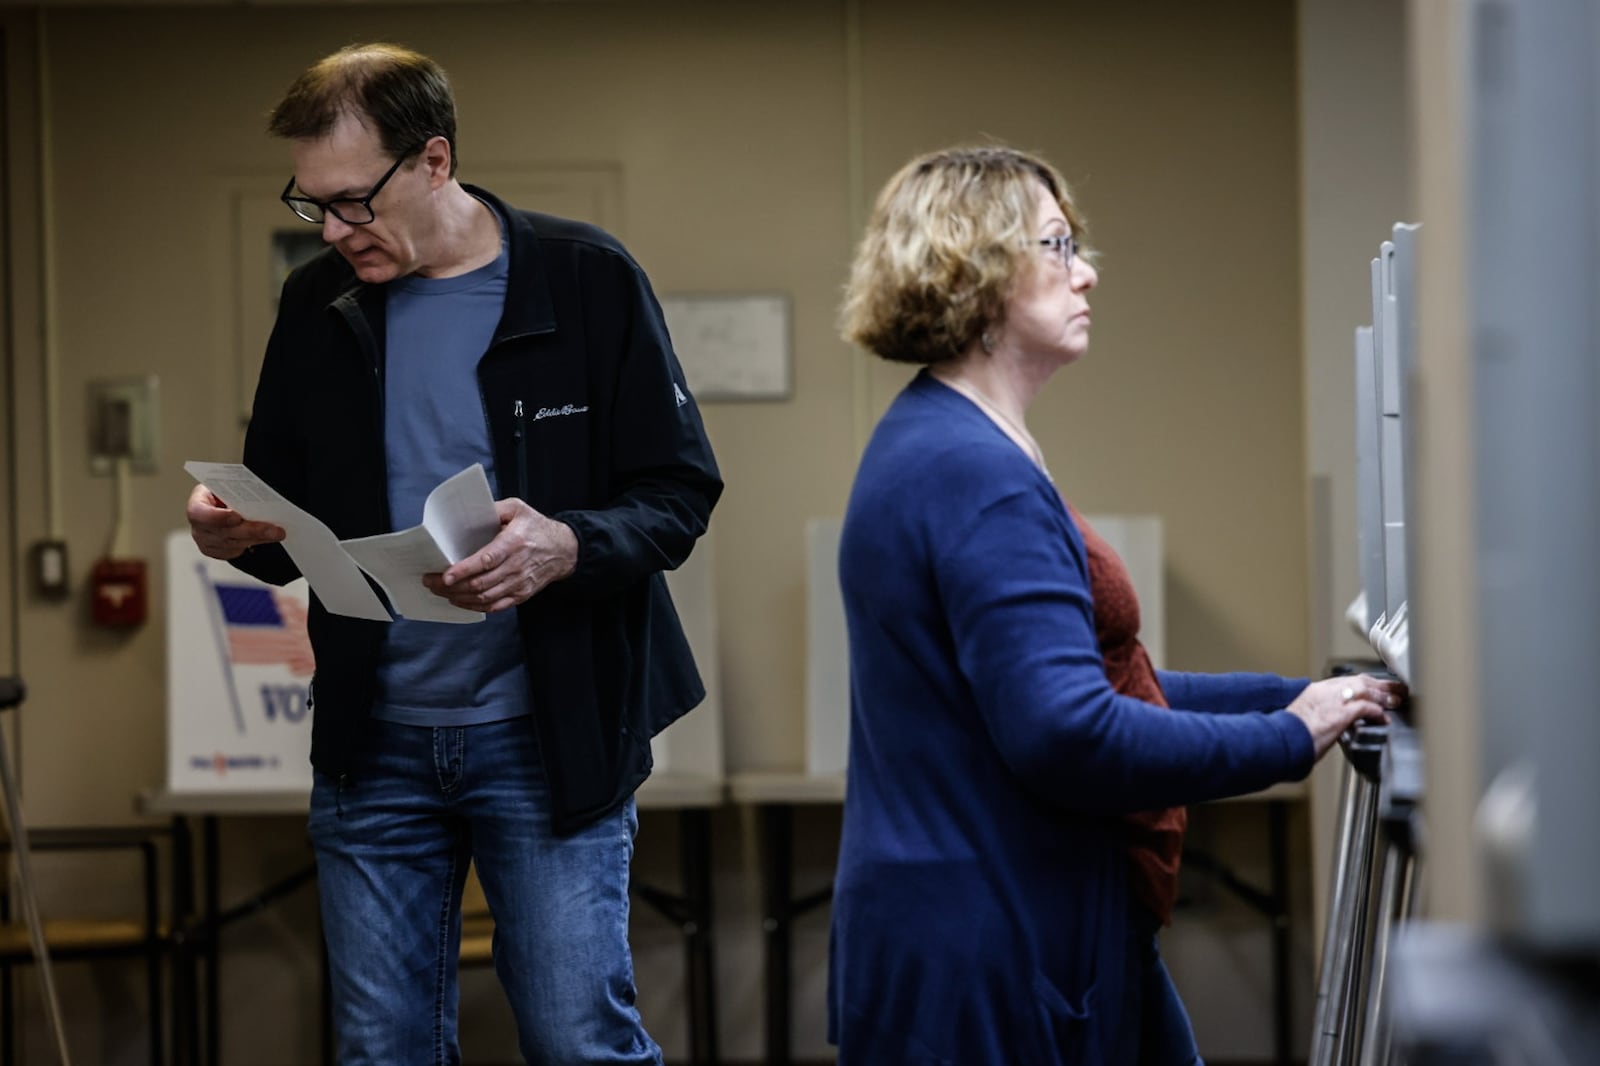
[
  {"left": 164, "top": 526, "right": 722, "bottom": 791},
  {"left": 166, "top": 531, "right": 315, "bottom": 791}
]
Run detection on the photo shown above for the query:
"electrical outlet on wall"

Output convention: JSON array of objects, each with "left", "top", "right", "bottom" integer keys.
[
  {"left": 29, "top": 539, "right": 70, "bottom": 600},
  {"left": 88, "top": 376, "right": 159, "bottom": 475}
]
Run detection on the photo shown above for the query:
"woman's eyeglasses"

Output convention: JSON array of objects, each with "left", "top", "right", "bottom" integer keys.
[{"left": 1036, "top": 234, "right": 1079, "bottom": 270}]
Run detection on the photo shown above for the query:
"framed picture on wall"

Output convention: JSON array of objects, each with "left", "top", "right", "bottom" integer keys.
[{"left": 660, "top": 293, "right": 792, "bottom": 402}]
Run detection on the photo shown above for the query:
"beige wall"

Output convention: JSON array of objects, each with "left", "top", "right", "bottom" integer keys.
[
  {"left": 3, "top": 2, "right": 1336, "bottom": 1061},
  {"left": 857, "top": 2, "right": 1310, "bottom": 682}
]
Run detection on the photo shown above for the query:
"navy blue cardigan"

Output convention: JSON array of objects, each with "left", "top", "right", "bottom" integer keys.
[
  {"left": 829, "top": 372, "right": 1311, "bottom": 1064},
  {"left": 232, "top": 188, "right": 721, "bottom": 833}
]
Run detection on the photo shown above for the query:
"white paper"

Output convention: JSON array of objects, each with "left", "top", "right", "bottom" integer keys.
[
  {"left": 421, "top": 464, "right": 503, "bottom": 566},
  {"left": 185, "top": 461, "right": 391, "bottom": 622},
  {"left": 185, "top": 462, "right": 504, "bottom": 625},
  {"left": 340, "top": 528, "right": 468, "bottom": 623},
  {"left": 330, "top": 465, "right": 500, "bottom": 626}
]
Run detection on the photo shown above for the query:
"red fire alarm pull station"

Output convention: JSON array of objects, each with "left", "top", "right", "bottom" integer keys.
[{"left": 91, "top": 558, "right": 147, "bottom": 627}]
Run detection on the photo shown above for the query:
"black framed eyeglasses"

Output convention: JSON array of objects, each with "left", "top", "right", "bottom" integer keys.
[
  {"left": 1037, "top": 233, "right": 1079, "bottom": 270},
  {"left": 280, "top": 144, "right": 423, "bottom": 226}
]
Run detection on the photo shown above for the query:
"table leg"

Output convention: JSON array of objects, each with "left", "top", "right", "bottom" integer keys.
[
  {"left": 1269, "top": 800, "right": 1290, "bottom": 1066},
  {"left": 760, "top": 804, "right": 793, "bottom": 1066},
  {"left": 680, "top": 808, "right": 718, "bottom": 1065},
  {"left": 203, "top": 815, "right": 220, "bottom": 1066},
  {"left": 169, "top": 816, "right": 199, "bottom": 1066}
]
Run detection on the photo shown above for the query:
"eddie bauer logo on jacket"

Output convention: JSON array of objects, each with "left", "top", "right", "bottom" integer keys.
[{"left": 533, "top": 404, "right": 589, "bottom": 420}]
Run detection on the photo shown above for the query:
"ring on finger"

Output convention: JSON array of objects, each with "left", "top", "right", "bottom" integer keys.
[{"left": 1341, "top": 686, "right": 1356, "bottom": 703}]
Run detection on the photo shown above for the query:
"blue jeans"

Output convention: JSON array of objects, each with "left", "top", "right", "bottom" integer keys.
[
  {"left": 1120, "top": 904, "right": 1204, "bottom": 1066},
  {"left": 307, "top": 717, "right": 661, "bottom": 1066}
]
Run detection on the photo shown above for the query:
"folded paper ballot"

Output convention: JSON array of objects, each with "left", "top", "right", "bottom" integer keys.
[
  {"left": 339, "top": 466, "right": 501, "bottom": 624},
  {"left": 184, "top": 461, "right": 501, "bottom": 624}
]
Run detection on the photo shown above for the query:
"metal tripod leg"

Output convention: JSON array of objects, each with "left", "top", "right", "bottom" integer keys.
[
  {"left": 1399, "top": 849, "right": 1421, "bottom": 922},
  {"left": 1311, "top": 757, "right": 1361, "bottom": 1066},
  {"left": 1341, "top": 772, "right": 1381, "bottom": 1066},
  {"left": 1355, "top": 838, "right": 1412, "bottom": 1066},
  {"left": 0, "top": 720, "right": 72, "bottom": 1065},
  {"left": 1312, "top": 730, "right": 1386, "bottom": 1066}
]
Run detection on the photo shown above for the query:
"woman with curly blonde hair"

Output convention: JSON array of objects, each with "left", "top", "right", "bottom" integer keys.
[{"left": 827, "top": 145, "right": 1399, "bottom": 1065}]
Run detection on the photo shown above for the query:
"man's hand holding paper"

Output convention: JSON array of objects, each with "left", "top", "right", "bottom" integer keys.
[
  {"left": 424, "top": 497, "right": 579, "bottom": 614},
  {"left": 184, "top": 461, "right": 391, "bottom": 622},
  {"left": 337, "top": 464, "right": 503, "bottom": 624},
  {"left": 185, "top": 483, "right": 287, "bottom": 560},
  {"left": 184, "top": 461, "right": 528, "bottom": 625}
]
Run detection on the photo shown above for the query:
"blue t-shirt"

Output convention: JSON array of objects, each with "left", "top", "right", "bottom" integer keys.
[{"left": 372, "top": 234, "right": 531, "bottom": 726}]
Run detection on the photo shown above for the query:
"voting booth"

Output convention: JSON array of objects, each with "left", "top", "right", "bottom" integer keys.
[
  {"left": 165, "top": 532, "right": 316, "bottom": 792},
  {"left": 1384, "top": 4, "right": 1600, "bottom": 1063},
  {"left": 1310, "top": 222, "right": 1424, "bottom": 1066},
  {"left": 650, "top": 534, "right": 724, "bottom": 779},
  {"left": 165, "top": 529, "right": 723, "bottom": 793}
]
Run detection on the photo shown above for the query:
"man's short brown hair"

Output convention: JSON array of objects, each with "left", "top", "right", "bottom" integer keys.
[{"left": 268, "top": 43, "right": 459, "bottom": 175}]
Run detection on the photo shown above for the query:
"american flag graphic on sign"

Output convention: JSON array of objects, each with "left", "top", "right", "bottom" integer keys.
[{"left": 213, "top": 583, "right": 315, "bottom": 677}]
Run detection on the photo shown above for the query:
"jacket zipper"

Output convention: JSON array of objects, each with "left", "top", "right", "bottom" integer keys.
[
  {"left": 332, "top": 293, "right": 393, "bottom": 534},
  {"left": 326, "top": 293, "right": 390, "bottom": 787},
  {"left": 477, "top": 335, "right": 537, "bottom": 503},
  {"left": 372, "top": 362, "right": 388, "bottom": 526},
  {"left": 513, "top": 399, "right": 529, "bottom": 500}
]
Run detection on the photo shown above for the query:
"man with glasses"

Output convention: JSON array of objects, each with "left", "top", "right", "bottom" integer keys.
[{"left": 185, "top": 42, "right": 720, "bottom": 1065}]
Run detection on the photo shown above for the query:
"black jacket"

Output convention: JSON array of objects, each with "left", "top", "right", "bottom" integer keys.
[{"left": 233, "top": 187, "right": 722, "bottom": 833}]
